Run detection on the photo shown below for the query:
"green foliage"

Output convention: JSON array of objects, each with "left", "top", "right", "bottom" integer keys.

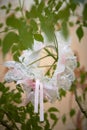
[
  {"left": 0, "top": 23, "right": 3, "bottom": 28},
  {"left": 70, "top": 108, "right": 76, "bottom": 117},
  {"left": 80, "top": 71, "right": 87, "bottom": 84},
  {"left": 76, "top": 26, "right": 84, "bottom": 41},
  {"left": 0, "top": 0, "right": 86, "bottom": 56},
  {"left": 83, "top": 3, "right": 87, "bottom": 21},
  {"left": 59, "top": 88, "right": 66, "bottom": 99},
  {"left": 0, "top": 2, "right": 12, "bottom": 14},
  {"left": 0, "top": 82, "right": 60, "bottom": 130},
  {"left": 62, "top": 114, "right": 66, "bottom": 124},
  {"left": 61, "top": 21, "right": 69, "bottom": 39}
]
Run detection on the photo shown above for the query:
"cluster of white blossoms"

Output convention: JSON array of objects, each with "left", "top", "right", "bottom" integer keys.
[{"left": 4, "top": 32, "right": 77, "bottom": 121}]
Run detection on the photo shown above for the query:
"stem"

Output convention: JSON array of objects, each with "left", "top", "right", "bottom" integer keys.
[
  {"left": 0, "top": 28, "right": 16, "bottom": 34},
  {"left": 0, "top": 120, "right": 12, "bottom": 130},
  {"left": 44, "top": 48, "right": 57, "bottom": 61},
  {"left": 45, "top": 61, "right": 56, "bottom": 76},
  {"left": 54, "top": 33, "right": 58, "bottom": 60},
  {"left": 74, "top": 88, "right": 87, "bottom": 118},
  {"left": 18, "top": 0, "right": 24, "bottom": 18},
  {"left": 28, "top": 55, "right": 50, "bottom": 66}
]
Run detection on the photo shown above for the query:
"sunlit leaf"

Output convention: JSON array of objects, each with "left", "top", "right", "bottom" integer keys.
[
  {"left": 2, "top": 32, "right": 19, "bottom": 55},
  {"left": 6, "top": 14, "right": 20, "bottom": 29},
  {"left": 34, "top": 33, "right": 43, "bottom": 42}
]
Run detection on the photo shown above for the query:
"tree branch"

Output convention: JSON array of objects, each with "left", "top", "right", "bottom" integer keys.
[{"left": 74, "top": 88, "right": 87, "bottom": 118}]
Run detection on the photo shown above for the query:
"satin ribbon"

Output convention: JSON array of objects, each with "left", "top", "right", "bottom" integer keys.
[{"left": 34, "top": 79, "right": 44, "bottom": 121}]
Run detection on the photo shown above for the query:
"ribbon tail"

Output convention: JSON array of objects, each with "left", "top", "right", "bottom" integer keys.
[
  {"left": 40, "top": 83, "right": 44, "bottom": 121},
  {"left": 34, "top": 79, "right": 39, "bottom": 113}
]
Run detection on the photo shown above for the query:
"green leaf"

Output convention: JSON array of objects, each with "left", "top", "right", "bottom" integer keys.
[
  {"left": 16, "top": 85, "right": 24, "bottom": 93},
  {"left": 48, "top": 107, "right": 59, "bottom": 112},
  {"left": 70, "top": 109, "right": 76, "bottom": 117},
  {"left": 37, "top": 0, "right": 45, "bottom": 15},
  {"left": 26, "top": 6, "right": 37, "bottom": 18},
  {"left": 62, "top": 114, "right": 66, "bottom": 124},
  {"left": 30, "top": 19, "right": 38, "bottom": 33},
  {"left": 83, "top": 3, "right": 87, "bottom": 21},
  {"left": 55, "top": 1, "right": 62, "bottom": 11},
  {"left": 57, "top": 6, "right": 70, "bottom": 21},
  {"left": 76, "top": 26, "right": 84, "bottom": 41},
  {"left": 13, "top": 92, "right": 21, "bottom": 103},
  {"left": 34, "top": 0, "right": 39, "bottom": 5},
  {"left": 2, "top": 32, "right": 19, "bottom": 55},
  {"left": 6, "top": 9, "right": 10, "bottom": 14},
  {"left": 0, "top": 83, "right": 9, "bottom": 93},
  {"left": 50, "top": 113, "right": 58, "bottom": 120},
  {"left": 59, "top": 88, "right": 66, "bottom": 98},
  {"left": 11, "top": 44, "right": 19, "bottom": 54},
  {"left": 69, "top": 0, "right": 77, "bottom": 12},
  {"left": 34, "top": 33, "right": 43, "bottom": 42},
  {"left": 8, "top": 2, "right": 12, "bottom": 8},
  {"left": 77, "top": 61, "right": 80, "bottom": 68},
  {"left": 69, "top": 22, "right": 74, "bottom": 27},
  {"left": 80, "top": 71, "right": 86, "bottom": 84},
  {"left": 0, "top": 23, "right": 3, "bottom": 28},
  {"left": 13, "top": 51, "right": 20, "bottom": 61},
  {"left": 0, "top": 5, "right": 6, "bottom": 10},
  {"left": 6, "top": 14, "right": 20, "bottom": 29},
  {"left": 61, "top": 21, "right": 69, "bottom": 39},
  {"left": 40, "top": 16, "right": 55, "bottom": 42},
  {"left": 15, "top": 7, "right": 20, "bottom": 12},
  {"left": 19, "top": 25, "right": 34, "bottom": 49},
  {"left": 50, "top": 113, "right": 58, "bottom": 129}
]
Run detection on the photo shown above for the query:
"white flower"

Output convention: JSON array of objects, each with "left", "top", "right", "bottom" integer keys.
[
  {"left": 19, "top": 41, "right": 45, "bottom": 66},
  {"left": 4, "top": 32, "right": 77, "bottom": 121}
]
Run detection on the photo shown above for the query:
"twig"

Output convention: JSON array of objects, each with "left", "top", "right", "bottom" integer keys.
[
  {"left": 45, "top": 61, "right": 56, "bottom": 76},
  {"left": 44, "top": 48, "right": 57, "bottom": 61},
  {"left": 74, "top": 88, "right": 87, "bottom": 118},
  {"left": 0, "top": 120, "right": 12, "bottom": 130},
  {"left": 28, "top": 55, "right": 50, "bottom": 66}
]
